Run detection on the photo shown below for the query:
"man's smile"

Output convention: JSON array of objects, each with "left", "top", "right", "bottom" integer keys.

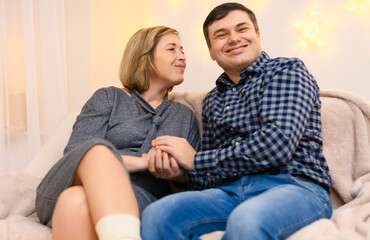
[{"left": 225, "top": 43, "right": 248, "bottom": 54}]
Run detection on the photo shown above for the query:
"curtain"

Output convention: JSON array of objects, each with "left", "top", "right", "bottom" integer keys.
[{"left": 0, "top": 0, "right": 68, "bottom": 173}]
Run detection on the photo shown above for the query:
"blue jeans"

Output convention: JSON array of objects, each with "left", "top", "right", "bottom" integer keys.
[{"left": 141, "top": 174, "right": 332, "bottom": 240}]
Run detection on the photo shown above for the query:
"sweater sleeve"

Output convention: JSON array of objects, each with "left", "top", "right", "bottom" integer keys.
[
  {"left": 187, "top": 112, "right": 201, "bottom": 151},
  {"left": 63, "top": 88, "right": 113, "bottom": 154}
]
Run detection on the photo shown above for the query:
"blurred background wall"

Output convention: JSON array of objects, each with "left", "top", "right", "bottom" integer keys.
[{"left": 66, "top": 0, "right": 370, "bottom": 112}]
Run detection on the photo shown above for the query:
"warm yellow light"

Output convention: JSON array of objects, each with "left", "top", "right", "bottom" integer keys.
[
  {"left": 350, "top": 0, "right": 367, "bottom": 10},
  {"left": 203, "top": 44, "right": 209, "bottom": 54},
  {"left": 198, "top": 26, "right": 209, "bottom": 55},
  {"left": 251, "top": 0, "right": 268, "bottom": 10},
  {"left": 166, "top": 0, "right": 185, "bottom": 7},
  {"left": 295, "top": 7, "right": 327, "bottom": 49}
]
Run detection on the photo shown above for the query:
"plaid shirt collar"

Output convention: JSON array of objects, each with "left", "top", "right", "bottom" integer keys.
[{"left": 216, "top": 51, "right": 269, "bottom": 92}]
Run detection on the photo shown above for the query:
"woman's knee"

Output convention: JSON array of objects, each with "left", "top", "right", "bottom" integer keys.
[
  {"left": 53, "top": 186, "right": 98, "bottom": 240},
  {"left": 53, "top": 186, "right": 90, "bottom": 223},
  {"left": 74, "top": 144, "right": 123, "bottom": 184},
  {"left": 87, "top": 144, "right": 111, "bottom": 154},
  {"left": 81, "top": 144, "right": 116, "bottom": 166}
]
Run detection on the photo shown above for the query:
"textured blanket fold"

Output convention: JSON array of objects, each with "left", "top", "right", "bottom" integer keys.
[{"left": 0, "top": 172, "right": 51, "bottom": 239}]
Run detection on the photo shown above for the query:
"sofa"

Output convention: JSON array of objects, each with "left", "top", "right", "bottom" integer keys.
[{"left": 1, "top": 89, "right": 370, "bottom": 240}]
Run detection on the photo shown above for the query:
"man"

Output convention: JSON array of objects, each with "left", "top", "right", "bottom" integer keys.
[{"left": 142, "top": 2, "right": 332, "bottom": 240}]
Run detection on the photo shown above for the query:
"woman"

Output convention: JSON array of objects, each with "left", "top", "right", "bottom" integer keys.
[{"left": 35, "top": 26, "right": 200, "bottom": 240}]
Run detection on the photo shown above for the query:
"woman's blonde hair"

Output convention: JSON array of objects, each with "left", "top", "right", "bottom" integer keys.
[{"left": 119, "top": 26, "right": 179, "bottom": 92}]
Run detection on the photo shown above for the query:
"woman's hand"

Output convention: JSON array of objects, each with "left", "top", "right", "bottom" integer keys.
[
  {"left": 121, "top": 148, "right": 157, "bottom": 172},
  {"left": 151, "top": 136, "right": 196, "bottom": 170},
  {"left": 148, "top": 149, "right": 188, "bottom": 181}
]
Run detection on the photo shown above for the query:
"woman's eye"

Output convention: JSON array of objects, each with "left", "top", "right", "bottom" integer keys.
[{"left": 168, "top": 48, "right": 175, "bottom": 51}]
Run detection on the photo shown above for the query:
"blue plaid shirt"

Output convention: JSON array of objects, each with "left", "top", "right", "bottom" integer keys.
[{"left": 188, "top": 51, "right": 331, "bottom": 192}]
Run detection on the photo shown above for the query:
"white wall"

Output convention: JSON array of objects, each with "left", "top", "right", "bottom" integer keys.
[
  {"left": 150, "top": 0, "right": 370, "bottom": 98},
  {"left": 66, "top": 0, "right": 370, "bottom": 112}
]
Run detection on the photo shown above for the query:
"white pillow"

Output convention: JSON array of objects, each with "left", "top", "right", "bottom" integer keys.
[{"left": 23, "top": 112, "right": 78, "bottom": 179}]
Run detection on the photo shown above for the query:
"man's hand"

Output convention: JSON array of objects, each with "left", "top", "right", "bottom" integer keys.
[
  {"left": 151, "top": 136, "right": 196, "bottom": 170},
  {"left": 148, "top": 149, "right": 188, "bottom": 181}
]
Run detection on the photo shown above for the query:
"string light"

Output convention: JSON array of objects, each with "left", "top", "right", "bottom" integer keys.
[
  {"left": 349, "top": 0, "right": 367, "bottom": 10},
  {"left": 198, "top": 27, "right": 209, "bottom": 55},
  {"left": 295, "top": 8, "right": 328, "bottom": 49}
]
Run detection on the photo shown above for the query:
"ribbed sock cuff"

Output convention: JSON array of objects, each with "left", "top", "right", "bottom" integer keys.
[{"left": 95, "top": 213, "right": 141, "bottom": 240}]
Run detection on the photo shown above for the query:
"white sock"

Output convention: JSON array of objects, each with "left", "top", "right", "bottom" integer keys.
[{"left": 95, "top": 213, "right": 141, "bottom": 240}]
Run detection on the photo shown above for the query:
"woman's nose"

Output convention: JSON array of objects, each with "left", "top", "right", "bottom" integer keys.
[{"left": 177, "top": 51, "right": 186, "bottom": 61}]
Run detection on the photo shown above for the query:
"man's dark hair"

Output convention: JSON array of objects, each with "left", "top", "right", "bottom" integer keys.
[{"left": 203, "top": 2, "right": 259, "bottom": 47}]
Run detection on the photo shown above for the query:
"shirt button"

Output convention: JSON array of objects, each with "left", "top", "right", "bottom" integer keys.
[
  {"left": 235, "top": 142, "right": 240, "bottom": 146},
  {"left": 232, "top": 87, "right": 236, "bottom": 91},
  {"left": 230, "top": 127, "right": 235, "bottom": 132},
  {"left": 225, "top": 106, "right": 230, "bottom": 110},
  {"left": 248, "top": 75, "right": 252, "bottom": 79},
  {"left": 206, "top": 173, "right": 211, "bottom": 176}
]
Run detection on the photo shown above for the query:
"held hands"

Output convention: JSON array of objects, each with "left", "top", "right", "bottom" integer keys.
[
  {"left": 151, "top": 136, "right": 196, "bottom": 170},
  {"left": 141, "top": 147, "right": 157, "bottom": 166},
  {"left": 147, "top": 149, "right": 187, "bottom": 181}
]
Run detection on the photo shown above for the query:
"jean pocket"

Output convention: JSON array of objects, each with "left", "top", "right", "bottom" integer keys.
[{"left": 286, "top": 174, "right": 331, "bottom": 203}]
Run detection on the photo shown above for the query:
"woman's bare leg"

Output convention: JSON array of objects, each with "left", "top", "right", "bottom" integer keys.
[
  {"left": 52, "top": 144, "right": 139, "bottom": 239},
  {"left": 52, "top": 186, "right": 98, "bottom": 240},
  {"left": 74, "top": 144, "right": 139, "bottom": 223}
]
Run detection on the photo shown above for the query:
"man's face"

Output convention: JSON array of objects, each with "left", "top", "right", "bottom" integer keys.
[{"left": 208, "top": 10, "right": 262, "bottom": 75}]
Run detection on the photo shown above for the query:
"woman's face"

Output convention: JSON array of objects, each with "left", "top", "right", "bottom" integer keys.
[{"left": 151, "top": 33, "right": 186, "bottom": 89}]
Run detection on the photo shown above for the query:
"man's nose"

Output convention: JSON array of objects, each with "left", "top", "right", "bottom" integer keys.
[{"left": 228, "top": 31, "right": 241, "bottom": 44}]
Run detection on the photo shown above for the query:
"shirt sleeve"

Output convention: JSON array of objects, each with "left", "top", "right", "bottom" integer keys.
[
  {"left": 63, "top": 88, "right": 113, "bottom": 154},
  {"left": 191, "top": 59, "right": 319, "bottom": 187},
  {"left": 188, "top": 93, "right": 221, "bottom": 189}
]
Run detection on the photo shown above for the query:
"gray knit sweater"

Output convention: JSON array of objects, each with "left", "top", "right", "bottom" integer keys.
[{"left": 36, "top": 86, "right": 200, "bottom": 226}]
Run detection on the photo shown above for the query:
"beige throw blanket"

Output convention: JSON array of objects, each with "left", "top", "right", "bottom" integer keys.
[
  {"left": 288, "top": 89, "right": 370, "bottom": 240},
  {"left": 0, "top": 89, "right": 369, "bottom": 240},
  {"left": 0, "top": 172, "right": 51, "bottom": 239}
]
